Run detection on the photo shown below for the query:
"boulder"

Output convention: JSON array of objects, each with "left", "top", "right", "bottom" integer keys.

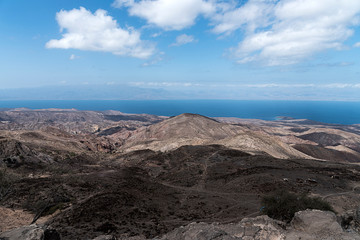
[
  {"left": 0, "top": 224, "right": 44, "bottom": 240},
  {"left": 286, "top": 209, "right": 360, "bottom": 240},
  {"left": 0, "top": 225, "right": 61, "bottom": 240}
]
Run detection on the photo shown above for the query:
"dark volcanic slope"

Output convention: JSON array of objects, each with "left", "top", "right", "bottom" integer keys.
[
  {"left": 293, "top": 144, "right": 360, "bottom": 162},
  {"left": 2, "top": 145, "right": 357, "bottom": 239},
  {"left": 298, "top": 132, "right": 345, "bottom": 146}
]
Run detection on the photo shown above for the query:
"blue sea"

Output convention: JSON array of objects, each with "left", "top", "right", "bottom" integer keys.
[{"left": 0, "top": 100, "right": 360, "bottom": 125}]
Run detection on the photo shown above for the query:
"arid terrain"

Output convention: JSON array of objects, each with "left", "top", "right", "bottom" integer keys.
[{"left": 1, "top": 108, "right": 360, "bottom": 239}]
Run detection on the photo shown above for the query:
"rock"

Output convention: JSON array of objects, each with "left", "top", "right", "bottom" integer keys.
[
  {"left": 153, "top": 222, "right": 238, "bottom": 240},
  {"left": 291, "top": 210, "right": 342, "bottom": 233},
  {"left": 287, "top": 209, "right": 360, "bottom": 240},
  {"left": 154, "top": 215, "right": 285, "bottom": 240},
  {"left": 153, "top": 211, "right": 360, "bottom": 240},
  {"left": 240, "top": 216, "right": 286, "bottom": 240},
  {"left": 0, "top": 224, "right": 44, "bottom": 240},
  {"left": 0, "top": 225, "right": 61, "bottom": 240},
  {"left": 92, "top": 235, "right": 117, "bottom": 240},
  {"left": 340, "top": 207, "right": 360, "bottom": 234}
]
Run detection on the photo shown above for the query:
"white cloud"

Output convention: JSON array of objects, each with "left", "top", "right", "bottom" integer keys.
[
  {"left": 354, "top": 42, "right": 360, "bottom": 47},
  {"left": 113, "top": 0, "right": 216, "bottom": 30},
  {"left": 141, "top": 51, "right": 165, "bottom": 67},
  {"left": 214, "top": 0, "right": 360, "bottom": 66},
  {"left": 130, "top": 81, "right": 201, "bottom": 87},
  {"left": 69, "top": 54, "right": 79, "bottom": 60},
  {"left": 211, "top": 0, "right": 273, "bottom": 35},
  {"left": 151, "top": 32, "right": 162, "bottom": 38},
  {"left": 240, "top": 83, "right": 360, "bottom": 89},
  {"left": 171, "top": 34, "right": 196, "bottom": 46},
  {"left": 46, "top": 7, "right": 155, "bottom": 59},
  {"left": 130, "top": 81, "right": 360, "bottom": 89},
  {"left": 113, "top": 0, "right": 134, "bottom": 8}
]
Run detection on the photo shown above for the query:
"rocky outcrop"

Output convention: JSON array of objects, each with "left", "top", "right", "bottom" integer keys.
[
  {"left": 340, "top": 206, "right": 360, "bottom": 234},
  {"left": 0, "top": 224, "right": 45, "bottom": 240},
  {"left": 0, "top": 224, "right": 60, "bottom": 240},
  {"left": 2, "top": 210, "right": 360, "bottom": 240},
  {"left": 287, "top": 209, "right": 360, "bottom": 239},
  {"left": 153, "top": 210, "right": 360, "bottom": 240},
  {"left": 154, "top": 215, "right": 286, "bottom": 240}
]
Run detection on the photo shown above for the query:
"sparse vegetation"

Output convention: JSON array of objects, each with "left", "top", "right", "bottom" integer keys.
[
  {"left": 0, "top": 168, "right": 15, "bottom": 201},
  {"left": 261, "top": 190, "right": 334, "bottom": 222}
]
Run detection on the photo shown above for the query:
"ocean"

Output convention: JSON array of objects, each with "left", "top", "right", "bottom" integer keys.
[{"left": 0, "top": 100, "right": 360, "bottom": 125}]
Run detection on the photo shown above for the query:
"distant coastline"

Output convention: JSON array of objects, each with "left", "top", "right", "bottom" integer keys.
[
  {"left": 0, "top": 100, "right": 360, "bottom": 125},
  {"left": 0, "top": 100, "right": 360, "bottom": 124}
]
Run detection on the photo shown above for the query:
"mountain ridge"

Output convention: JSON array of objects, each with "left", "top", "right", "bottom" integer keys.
[{"left": 120, "top": 113, "right": 313, "bottom": 159}]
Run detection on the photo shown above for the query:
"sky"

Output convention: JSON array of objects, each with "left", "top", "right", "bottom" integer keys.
[{"left": 1, "top": 0, "right": 360, "bottom": 100}]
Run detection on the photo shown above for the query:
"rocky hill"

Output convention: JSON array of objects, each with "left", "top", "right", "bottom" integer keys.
[
  {"left": 0, "top": 108, "right": 165, "bottom": 134},
  {"left": 120, "top": 113, "right": 311, "bottom": 159},
  {"left": 216, "top": 116, "right": 360, "bottom": 163},
  {"left": 2, "top": 108, "right": 360, "bottom": 162}
]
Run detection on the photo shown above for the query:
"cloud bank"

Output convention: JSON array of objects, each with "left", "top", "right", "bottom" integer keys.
[
  {"left": 47, "top": 1, "right": 360, "bottom": 65},
  {"left": 115, "top": 0, "right": 360, "bottom": 65},
  {"left": 46, "top": 7, "right": 155, "bottom": 59},
  {"left": 216, "top": 0, "right": 360, "bottom": 66}
]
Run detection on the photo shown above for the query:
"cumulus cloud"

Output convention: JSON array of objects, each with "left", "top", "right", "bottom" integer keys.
[
  {"left": 46, "top": 7, "right": 155, "bottom": 59},
  {"left": 171, "top": 34, "right": 196, "bottom": 46},
  {"left": 113, "top": 0, "right": 216, "bottom": 30},
  {"left": 214, "top": 0, "right": 360, "bottom": 66},
  {"left": 211, "top": 0, "right": 273, "bottom": 35}
]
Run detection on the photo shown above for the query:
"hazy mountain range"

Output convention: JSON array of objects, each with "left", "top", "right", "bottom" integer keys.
[{"left": 2, "top": 84, "right": 360, "bottom": 100}]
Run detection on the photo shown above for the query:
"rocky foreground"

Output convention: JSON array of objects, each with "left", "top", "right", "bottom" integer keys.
[
  {"left": 1, "top": 210, "right": 360, "bottom": 239},
  {"left": 1, "top": 109, "right": 360, "bottom": 239}
]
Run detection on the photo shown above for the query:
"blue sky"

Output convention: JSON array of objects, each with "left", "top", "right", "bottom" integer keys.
[{"left": 1, "top": 0, "right": 360, "bottom": 100}]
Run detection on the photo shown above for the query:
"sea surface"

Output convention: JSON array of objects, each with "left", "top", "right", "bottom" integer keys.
[{"left": 0, "top": 100, "right": 360, "bottom": 125}]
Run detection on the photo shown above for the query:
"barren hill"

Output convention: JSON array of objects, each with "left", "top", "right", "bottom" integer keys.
[
  {"left": 0, "top": 108, "right": 165, "bottom": 134},
  {"left": 120, "top": 113, "right": 311, "bottom": 159}
]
